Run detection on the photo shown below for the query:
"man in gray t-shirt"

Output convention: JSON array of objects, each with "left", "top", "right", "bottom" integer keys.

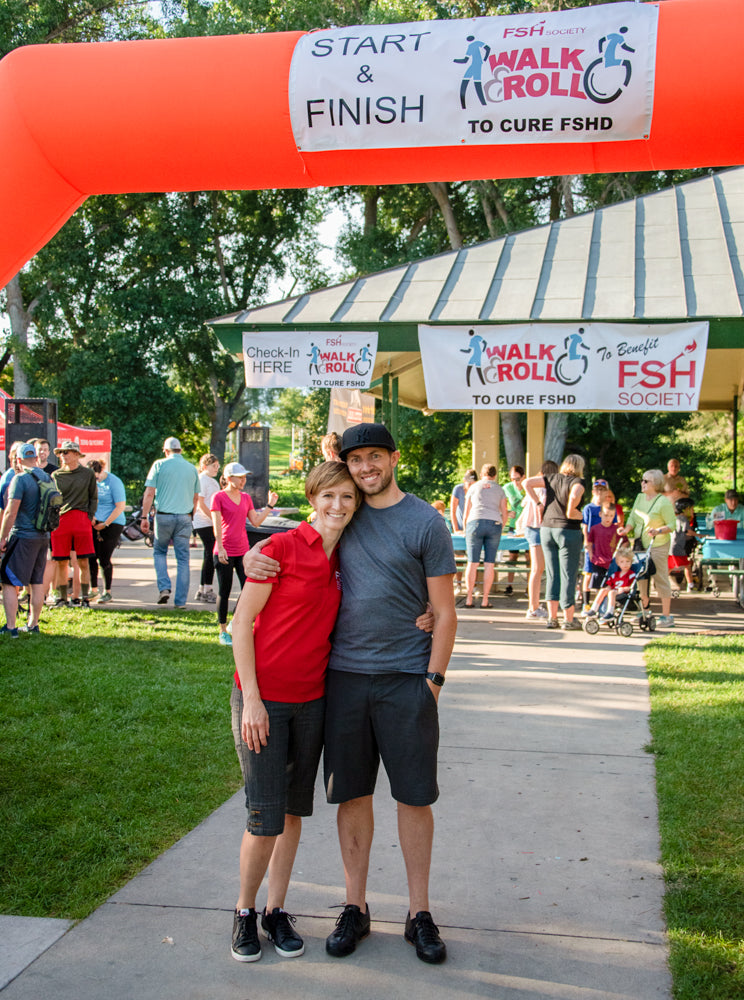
[{"left": 244, "top": 423, "right": 457, "bottom": 966}]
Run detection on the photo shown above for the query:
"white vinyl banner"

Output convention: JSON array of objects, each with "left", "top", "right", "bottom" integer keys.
[
  {"left": 418, "top": 323, "right": 709, "bottom": 412},
  {"left": 243, "top": 331, "right": 378, "bottom": 390},
  {"left": 289, "top": 2, "right": 658, "bottom": 152}
]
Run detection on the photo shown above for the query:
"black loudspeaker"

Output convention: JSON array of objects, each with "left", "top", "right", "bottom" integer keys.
[
  {"left": 238, "top": 425, "right": 270, "bottom": 508},
  {"left": 4, "top": 398, "right": 58, "bottom": 466}
]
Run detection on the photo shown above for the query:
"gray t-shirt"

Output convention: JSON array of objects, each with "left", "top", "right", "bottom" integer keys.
[
  {"left": 329, "top": 493, "right": 456, "bottom": 675},
  {"left": 467, "top": 478, "right": 506, "bottom": 522}
]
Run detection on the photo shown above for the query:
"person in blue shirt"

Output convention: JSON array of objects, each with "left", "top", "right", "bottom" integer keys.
[
  {"left": 88, "top": 459, "right": 127, "bottom": 604},
  {"left": 0, "top": 442, "right": 23, "bottom": 509},
  {"left": 0, "top": 442, "right": 52, "bottom": 635}
]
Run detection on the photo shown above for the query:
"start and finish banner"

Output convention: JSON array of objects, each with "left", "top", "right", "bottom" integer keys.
[
  {"left": 242, "top": 331, "right": 378, "bottom": 390},
  {"left": 419, "top": 323, "right": 709, "bottom": 412},
  {"left": 289, "top": 2, "right": 658, "bottom": 152}
]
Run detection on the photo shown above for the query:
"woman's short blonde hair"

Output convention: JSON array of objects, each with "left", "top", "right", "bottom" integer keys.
[
  {"left": 305, "top": 461, "right": 362, "bottom": 508},
  {"left": 643, "top": 469, "right": 665, "bottom": 492},
  {"left": 559, "top": 454, "right": 585, "bottom": 477}
]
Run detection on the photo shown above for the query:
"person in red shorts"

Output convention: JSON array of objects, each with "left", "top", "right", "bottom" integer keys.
[
  {"left": 228, "top": 461, "right": 361, "bottom": 964},
  {"left": 50, "top": 440, "right": 97, "bottom": 607}
]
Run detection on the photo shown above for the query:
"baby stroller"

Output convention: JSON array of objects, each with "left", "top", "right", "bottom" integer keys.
[
  {"left": 122, "top": 500, "right": 154, "bottom": 547},
  {"left": 583, "top": 544, "right": 657, "bottom": 637}
]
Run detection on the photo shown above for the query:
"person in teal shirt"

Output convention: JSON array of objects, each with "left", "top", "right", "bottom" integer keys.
[
  {"left": 88, "top": 459, "right": 127, "bottom": 603},
  {"left": 706, "top": 490, "right": 744, "bottom": 530}
]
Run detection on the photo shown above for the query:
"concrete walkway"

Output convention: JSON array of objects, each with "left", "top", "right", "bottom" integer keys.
[{"left": 2, "top": 540, "right": 742, "bottom": 998}]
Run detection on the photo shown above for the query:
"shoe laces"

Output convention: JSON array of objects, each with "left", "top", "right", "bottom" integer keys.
[
  {"left": 413, "top": 912, "right": 440, "bottom": 945},
  {"left": 272, "top": 909, "right": 297, "bottom": 936},
  {"left": 333, "top": 904, "right": 361, "bottom": 933}
]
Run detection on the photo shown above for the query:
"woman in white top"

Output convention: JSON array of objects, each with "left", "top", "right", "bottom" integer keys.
[
  {"left": 193, "top": 454, "right": 220, "bottom": 603},
  {"left": 462, "top": 463, "right": 508, "bottom": 609}
]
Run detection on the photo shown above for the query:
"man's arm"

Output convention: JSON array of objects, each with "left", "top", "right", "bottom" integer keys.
[
  {"left": 449, "top": 493, "right": 460, "bottom": 533},
  {"left": 424, "top": 574, "right": 457, "bottom": 702},
  {"left": 242, "top": 537, "right": 281, "bottom": 579},
  {"left": 88, "top": 471, "right": 98, "bottom": 519},
  {"left": 0, "top": 498, "right": 21, "bottom": 547},
  {"left": 140, "top": 486, "right": 156, "bottom": 528}
]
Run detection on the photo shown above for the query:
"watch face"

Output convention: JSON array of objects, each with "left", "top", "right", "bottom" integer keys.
[{"left": 428, "top": 672, "right": 445, "bottom": 686}]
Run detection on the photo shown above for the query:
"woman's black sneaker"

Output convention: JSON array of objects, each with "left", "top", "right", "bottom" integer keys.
[
  {"left": 261, "top": 907, "right": 304, "bottom": 957},
  {"left": 404, "top": 910, "right": 447, "bottom": 964},
  {"left": 231, "top": 908, "right": 261, "bottom": 962},
  {"left": 325, "top": 903, "right": 371, "bottom": 956}
]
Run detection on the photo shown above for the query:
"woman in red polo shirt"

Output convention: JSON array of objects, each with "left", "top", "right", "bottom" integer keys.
[{"left": 228, "top": 461, "right": 361, "bottom": 964}]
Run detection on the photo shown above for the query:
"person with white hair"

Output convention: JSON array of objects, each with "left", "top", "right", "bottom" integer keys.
[{"left": 140, "top": 437, "right": 199, "bottom": 608}]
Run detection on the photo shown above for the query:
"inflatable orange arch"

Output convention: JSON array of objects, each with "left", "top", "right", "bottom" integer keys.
[{"left": 1, "top": 0, "right": 743, "bottom": 289}]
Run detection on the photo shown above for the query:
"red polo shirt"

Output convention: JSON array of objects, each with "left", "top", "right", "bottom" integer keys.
[{"left": 234, "top": 520, "right": 342, "bottom": 703}]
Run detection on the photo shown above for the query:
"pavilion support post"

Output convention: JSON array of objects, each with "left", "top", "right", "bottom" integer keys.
[
  {"left": 734, "top": 393, "right": 739, "bottom": 491},
  {"left": 382, "top": 373, "right": 391, "bottom": 428},
  {"left": 391, "top": 376, "right": 399, "bottom": 444},
  {"left": 525, "top": 411, "right": 545, "bottom": 476},
  {"left": 472, "top": 410, "right": 500, "bottom": 468}
]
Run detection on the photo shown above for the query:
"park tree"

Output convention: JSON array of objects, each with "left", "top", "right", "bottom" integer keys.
[{"left": 22, "top": 187, "right": 328, "bottom": 479}]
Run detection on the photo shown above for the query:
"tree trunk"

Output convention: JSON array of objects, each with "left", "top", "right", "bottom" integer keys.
[
  {"left": 501, "top": 412, "right": 525, "bottom": 469},
  {"left": 363, "top": 187, "right": 379, "bottom": 234},
  {"left": 5, "top": 273, "right": 30, "bottom": 396},
  {"left": 209, "top": 395, "right": 233, "bottom": 462},
  {"left": 560, "top": 175, "right": 576, "bottom": 217},
  {"left": 426, "top": 182, "right": 463, "bottom": 250},
  {"left": 544, "top": 412, "right": 568, "bottom": 462}
]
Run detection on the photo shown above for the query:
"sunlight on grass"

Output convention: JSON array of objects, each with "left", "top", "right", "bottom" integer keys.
[
  {"left": 0, "top": 609, "right": 240, "bottom": 920},
  {"left": 646, "top": 634, "right": 744, "bottom": 999}
]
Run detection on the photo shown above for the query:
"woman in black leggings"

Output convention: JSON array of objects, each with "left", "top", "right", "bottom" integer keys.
[
  {"left": 88, "top": 459, "right": 127, "bottom": 604},
  {"left": 193, "top": 454, "right": 220, "bottom": 603}
]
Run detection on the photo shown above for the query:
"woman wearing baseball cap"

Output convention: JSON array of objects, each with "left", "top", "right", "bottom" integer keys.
[{"left": 211, "top": 462, "right": 278, "bottom": 646}]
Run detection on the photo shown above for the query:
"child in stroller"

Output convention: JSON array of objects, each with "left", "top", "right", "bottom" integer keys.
[{"left": 583, "top": 544, "right": 657, "bottom": 636}]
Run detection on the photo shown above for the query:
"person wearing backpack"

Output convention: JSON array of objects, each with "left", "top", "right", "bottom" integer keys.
[{"left": 0, "top": 442, "right": 53, "bottom": 636}]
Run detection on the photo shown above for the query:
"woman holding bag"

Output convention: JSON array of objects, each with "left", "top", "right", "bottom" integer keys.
[{"left": 616, "top": 469, "right": 676, "bottom": 628}]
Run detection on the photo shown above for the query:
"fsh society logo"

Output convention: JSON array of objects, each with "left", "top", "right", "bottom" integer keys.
[
  {"left": 455, "top": 21, "right": 637, "bottom": 111},
  {"left": 417, "top": 323, "right": 708, "bottom": 413}
]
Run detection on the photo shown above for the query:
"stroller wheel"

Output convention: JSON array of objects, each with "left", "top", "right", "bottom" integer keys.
[
  {"left": 647, "top": 615, "right": 656, "bottom": 631},
  {"left": 583, "top": 618, "right": 600, "bottom": 636},
  {"left": 619, "top": 621, "right": 634, "bottom": 638},
  {"left": 712, "top": 587, "right": 720, "bottom": 598}
]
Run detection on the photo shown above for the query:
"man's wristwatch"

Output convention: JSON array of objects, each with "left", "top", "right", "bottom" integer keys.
[{"left": 426, "top": 672, "right": 446, "bottom": 687}]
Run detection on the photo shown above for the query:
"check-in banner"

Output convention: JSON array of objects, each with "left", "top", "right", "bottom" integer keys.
[
  {"left": 419, "top": 323, "right": 709, "bottom": 412},
  {"left": 289, "top": 2, "right": 658, "bottom": 152},
  {"left": 243, "top": 331, "right": 378, "bottom": 390}
]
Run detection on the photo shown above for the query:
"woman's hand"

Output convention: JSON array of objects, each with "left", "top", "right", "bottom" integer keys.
[
  {"left": 241, "top": 694, "right": 269, "bottom": 752},
  {"left": 217, "top": 544, "right": 229, "bottom": 564}
]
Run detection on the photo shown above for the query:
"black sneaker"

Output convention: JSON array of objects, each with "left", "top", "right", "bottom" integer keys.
[
  {"left": 404, "top": 910, "right": 447, "bottom": 965},
  {"left": 231, "top": 908, "right": 261, "bottom": 963},
  {"left": 325, "top": 903, "right": 370, "bottom": 957},
  {"left": 261, "top": 907, "right": 304, "bottom": 957}
]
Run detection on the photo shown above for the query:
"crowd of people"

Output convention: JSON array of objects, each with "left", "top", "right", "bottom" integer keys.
[
  {"left": 449, "top": 455, "right": 737, "bottom": 631},
  {"left": 3, "top": 424, "right": 743, "bottom": 971},
  {"left": 0, "top": 437, "right": 132, "bottom": 635}
]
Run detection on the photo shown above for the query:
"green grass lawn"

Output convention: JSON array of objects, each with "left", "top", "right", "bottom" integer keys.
[
  {"left": 4, "top": 610, "right": 744, "bottom": 1000},
  {"left": 0, "top": 609, "right": 240, "bottom": 920},
  {"left": 646, "top": 634, "right": 744, "bottom": 1000}
]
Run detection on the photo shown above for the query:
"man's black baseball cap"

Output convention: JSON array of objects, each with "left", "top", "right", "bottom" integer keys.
[{"left": 339, "top": 423, "right": 397, "bottom": 461}]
